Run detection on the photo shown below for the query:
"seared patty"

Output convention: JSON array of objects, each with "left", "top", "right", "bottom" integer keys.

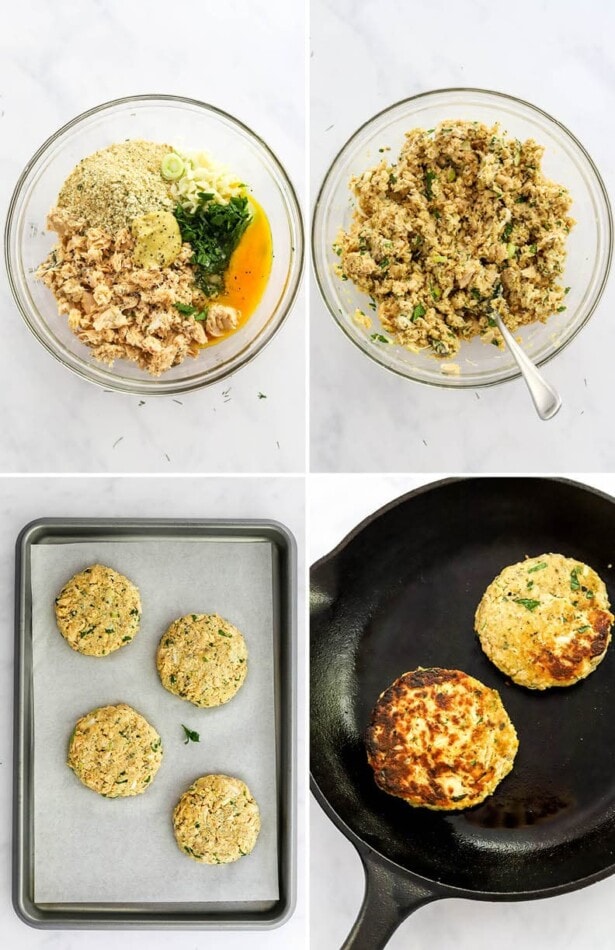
[
  {"left": 475, "top": 554, "right": 613, "bottom": 689},
  {"left": 366, "top": 667, "right": 518, "bottom": 810}
]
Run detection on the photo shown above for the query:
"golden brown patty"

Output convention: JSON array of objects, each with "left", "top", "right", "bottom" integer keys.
[
  {"left": 157, "top": 613, "right": 248, "bottom": 708},
  {"left": 67, "top": 703, "right": 163, "bottom": 797},
  {"left": 365, "top": 668, "right": 518, "bottom": 810},
  {"left": 173, "top": 774, "right": 261, "bottom": 864},
  {"left": 475, "top": 554, "right": 613, "bottom": 689},
  {"left": 54, "top": 563, "right": 141, "bottom": 656}
]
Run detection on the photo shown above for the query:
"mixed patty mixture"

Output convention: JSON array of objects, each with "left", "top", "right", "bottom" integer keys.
[
  {"left": 365, "top": 667, "right": 518, "bottom": 810},
  {"left": 336, "top": 120, "right": 574, "bottom": 357},
  {"left": 476, "top": 553, "right": 614, "bottom": 689}
]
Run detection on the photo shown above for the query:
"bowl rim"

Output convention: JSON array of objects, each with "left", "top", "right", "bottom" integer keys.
[
  {"left": 5, "top": 93, "right": 305, "bottom": 396},
  {"left": 312, "top": 85, "right": 613, "bottom": 390}
]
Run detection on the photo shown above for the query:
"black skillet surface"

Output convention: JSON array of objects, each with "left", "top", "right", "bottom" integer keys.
[{"left": 310, "top": 478, "right": 615, "bottom": 949}]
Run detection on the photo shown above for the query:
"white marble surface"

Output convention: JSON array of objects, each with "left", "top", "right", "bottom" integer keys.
[
  {"left": 0, "top": 475, "right": 306, "bottom": 948},
  {"left": 0, "top": 0, "right": 305, "bottom": 474},
  {"left": 310, "top": 473, "right": 615, "bottom": 949},
  {"left": 310, "top": 0, "right": 615, "bottom": 472}
]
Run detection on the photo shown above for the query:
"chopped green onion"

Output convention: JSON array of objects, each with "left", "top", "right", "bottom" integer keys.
[{"left": 161, "top": 153, "right": 185, "bottom": 181}]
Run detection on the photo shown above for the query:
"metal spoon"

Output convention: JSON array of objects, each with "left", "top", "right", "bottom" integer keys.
[{"left": 491, "top": 311, "right": 561, "bottom": 420}]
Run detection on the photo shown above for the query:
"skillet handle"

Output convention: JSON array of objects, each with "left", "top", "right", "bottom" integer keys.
[{"left": 342, "top": 849, "right": 438, "bottom": 950}]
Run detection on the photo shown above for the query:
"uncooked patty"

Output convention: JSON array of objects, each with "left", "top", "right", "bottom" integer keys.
[
  {"left": 173, "top": 773, "right": 261, "bottom": 864},
  {"left": 157, "top": 613, "right": 248, "bottom": 708},
  {"left": 475, "top": 553, "right": 614, "bottom": 689},
  {"left": 67, "top": 703, "right": 163, "bottom": 797},
  {"left": 365, "top": 668, "right": 518, "bottom": 810},
  {"left": 54, "top": 564, "right": 141, "bottom": 656}
]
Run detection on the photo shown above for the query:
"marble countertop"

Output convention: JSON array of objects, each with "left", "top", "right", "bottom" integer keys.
[
  {"left": 310, "top": 473, "right": 615, "bottom": 949},
  {"left": 0, "top": 0, "right": 305, "bottom": 474},
  {"left": 0, "top": 475, "right": 306, "bottom": 949},
  {"left": 311, "top": 0, "right": 615, "bottom": 473}
]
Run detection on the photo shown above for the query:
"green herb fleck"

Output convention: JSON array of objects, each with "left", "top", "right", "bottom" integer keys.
[
  {"left": 528, "top": 561, "right": 547, "bottom": 573},
  {"left": 514, "top": 598, "right": 540, "bottom": 611},
  {"left": 412, "top": 303, "right": 426, "bottom": 321},
  {"left": 182, "top": 724, "right": 200, "bottom": 745},
  {"left": 370, "top": 333, "right": 390, "bottom": 344},
  {"left": 424, "top": 170, "right": 437, "bottom": 200},
  {"left": 174, "top": 301, "right": 209, "bottom": 321},
  {"left": 218, "top": 628, "right": 232, "bottom": 638}
]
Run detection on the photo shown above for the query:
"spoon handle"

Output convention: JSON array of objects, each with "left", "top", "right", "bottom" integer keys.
[{"left": 494, "top": 314, "right": 562, "bottom": 421}]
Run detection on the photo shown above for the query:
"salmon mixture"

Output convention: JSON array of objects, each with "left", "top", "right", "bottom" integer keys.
[
  {"left": 37, "top": 140, "right": 272, "bottom": 376},
  {"left": 336, "top": 121, "right": 575, "bottom": 358}
]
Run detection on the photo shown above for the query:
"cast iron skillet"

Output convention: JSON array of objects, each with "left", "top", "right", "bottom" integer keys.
[{"left": 311, "top": 477, "right": 615, "bottom": 949}]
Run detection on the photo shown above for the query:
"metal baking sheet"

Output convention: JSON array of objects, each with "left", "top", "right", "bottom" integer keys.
[{"left": 13, "top": 518, "right": 296, "bottom": 929}]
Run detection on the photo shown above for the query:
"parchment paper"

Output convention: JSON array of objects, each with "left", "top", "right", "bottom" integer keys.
[{"left": 30, "top": 539, "right": 279, "bottom": 903}]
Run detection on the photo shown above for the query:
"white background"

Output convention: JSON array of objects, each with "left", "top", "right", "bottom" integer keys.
[
  {"left": 310, "top": 473, "right": 615, "bottom": 950},
  {"left": 0, "top": 0, "right": 305, "bottom": 474},
  {"left": 0, "top": 474, "right": 306, "bottom": 949},
  {"left": 310, "top": 0, "right": 615, "bottom": 473}
]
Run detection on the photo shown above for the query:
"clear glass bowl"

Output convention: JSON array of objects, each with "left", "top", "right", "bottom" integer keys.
[
  {"left": 5, "top": 94, "right": 304, "bottom": 395},
  {"left": 312, "top": 88, "right": 612, "bottom": 388}
]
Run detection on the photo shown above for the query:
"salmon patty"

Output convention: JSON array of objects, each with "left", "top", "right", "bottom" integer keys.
[
  {"left": 173, "top": 774, "right": 260, "bottom": 864},
  {"left": 475, "top": 554, "right": 613, "bottom": 689},
  {"left": 54, "top": 564, "right": 141, "bottom": 656},
  {"left": 157, "top": 613, "right": 248, "bottom": 708},
  {"left": 67, "top": 703, "right": 162, "bottom": 797},
  {"left": 365, "top": 667, "right": 518, "bottom": 810}
]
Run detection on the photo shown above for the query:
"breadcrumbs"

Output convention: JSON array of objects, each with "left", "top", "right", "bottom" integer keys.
[{"left": 58, "top": 140, "right": 172, "bottom": 231}]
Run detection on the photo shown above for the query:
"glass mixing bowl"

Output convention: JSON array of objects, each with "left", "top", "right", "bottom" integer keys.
[
  {"left": 312, "top": 88, "right": 612, "bottom": 388},
  {"left": 5, "top": 94, "right": 304, "bottom": 395}
]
